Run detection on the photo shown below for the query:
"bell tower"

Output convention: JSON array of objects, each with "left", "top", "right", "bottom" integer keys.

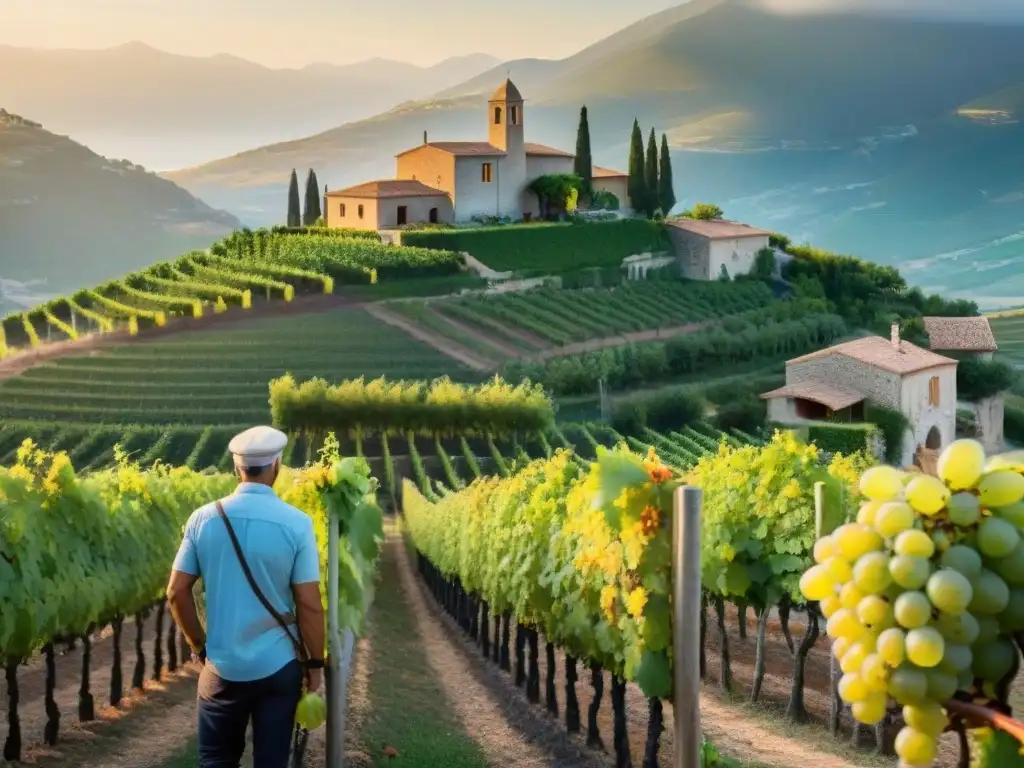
[{"left": 488, "top": 78, "right": 524, "bottom": 155}]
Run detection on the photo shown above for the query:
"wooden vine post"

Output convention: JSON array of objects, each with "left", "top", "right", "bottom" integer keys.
[{"left": 673, "top": 485, "right": 702, "bottom": 768}]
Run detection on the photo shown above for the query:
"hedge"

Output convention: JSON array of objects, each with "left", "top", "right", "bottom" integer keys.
[
  {"left": 268, "top": 375, "right": 555, "bottom": 437},
  {"left": 611, "top": 387, "right": 706, "bottom": 435},
  {"left": 1005, "top": 405, "right": 1024, "bottom": 445},
  {"left": 806, "top": 423, "right": 879, "bottom": 456},
  {"left": 505, "top": 307, "right": 847, "bottom": 397},
  {"left": 865, "top": 404, "right": 909, "bottom": 464},
  {"left": 401, "top": 219, "right": 669, "bottom": 272},
  {"left": 957, "top": 356, "right": 1014, "bottom": 402}
]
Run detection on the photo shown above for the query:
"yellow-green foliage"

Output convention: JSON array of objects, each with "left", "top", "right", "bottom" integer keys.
[
  {"left": 21, "top": 314, "right": 40, "bottom": 347},
  {"left": 43, "top": 309, "right": 79, "bottom": 341}
]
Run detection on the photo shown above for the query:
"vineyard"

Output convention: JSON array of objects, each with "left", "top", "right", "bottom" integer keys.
[
  {"left": 0, "top": 437, "right": 383, "bottom": 764},
  {"left": 382, "top": 280, "right": 778, "bottom": 363},
  {"left": 990, "top": 315, "right": 1024, "bottom": 367},
  {"left": 5, "top": 393, "right": 1024, "bottom": 765},
  {"left": 0, "top": 227, "right": 465, "bottom": 356},
  {"left": 0, "top": 309, "right": 477, "bottom": 426},
  {"left": 404, "top": 431, "right": 1024, "bottom": 767}
]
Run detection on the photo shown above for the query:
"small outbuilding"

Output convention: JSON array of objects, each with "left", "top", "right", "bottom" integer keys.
[
  {"left": 665, "top": 218, "right": 772, "bottom": 281},
  {"left": 922, "top": 316, "right": 998, "bottom": 360},
  {"left": 324, "top": 180, "right": 454, "bottom": 231}
]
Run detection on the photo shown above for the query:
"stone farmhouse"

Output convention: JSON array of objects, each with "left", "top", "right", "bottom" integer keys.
[
  {"left": 665, "top": 219, "right": 773, "bottom": 280},
  {"left": 760, "top": 324, "right": 958, "bottom": 466},
  {"left": 322, "top": 79, "right": 631, "bottom": 231}
]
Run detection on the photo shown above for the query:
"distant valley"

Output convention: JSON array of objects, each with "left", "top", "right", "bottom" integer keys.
[
  {"left": 164, "top": 0, "right": 1024, "bottom": 307},
  {"left": 5, "top": 0, "right": 1024, "bottom": 307}
]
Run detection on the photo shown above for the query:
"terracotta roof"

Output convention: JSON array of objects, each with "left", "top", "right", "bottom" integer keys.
[
  {"left": 787, "top": 335, "right": 958, "bottom": 376},
  {"left": 760, "top": 378, "right": 866, "bottom": 411},
  {"left": 923, "top": 316, "right": 998, "bottom": 352},
  {"left": 396, "top": 141, "right": 506, "bottom": 158},
  {"left": 593, "top": 166, "right": 627, "bottom": 178},
  {"left": 666, "top": 218, "right": 773, "bottom": 240},
  {"left": 325, "top": 179, "right": 448, "bottom": 199},
  {"left": 490, "top": 78, "right": 523, "bottom": 102},
  {"left": 525, "top": 142, "right": 573, "bottom": 158}
]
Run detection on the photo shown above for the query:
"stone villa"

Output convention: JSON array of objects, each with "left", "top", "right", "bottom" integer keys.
[
  {"left": 761, "top": 324, "right": 958, "bottom": 465},
  {"left": 323, "top": 79, "right": 631, "bottom": 231}
]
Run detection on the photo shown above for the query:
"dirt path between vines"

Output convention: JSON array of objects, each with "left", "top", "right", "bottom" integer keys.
[
  {"left": 393, "top": 536, "right": 609, "bottom": 768},
  {"left": 0, "top": 608, "right": 207, "bottom": 767},
  {"left": 365, "top": 305, "right": 494, "bottom": 371},
  {"left": 426, "top": 308, "right": 526, "bottom": 360},
  {"left": 403, "top": 545, "right": 890, "bottom": 768}
]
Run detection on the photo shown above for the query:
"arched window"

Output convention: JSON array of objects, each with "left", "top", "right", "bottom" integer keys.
[
  {"left": 510, "top": 105, "right": 518, "bottom": 125},
  {"left": 928, "top": 376, "right": 940, "bottom": 407},
  {"left": 494, "top": 106, "right": 502, "bottom": 125},
  {"left": 429, "top": 207, "right": 438, "bottom": 223},
  {"left": 358, "top": 204, "right": 364, "bottom": 219}
]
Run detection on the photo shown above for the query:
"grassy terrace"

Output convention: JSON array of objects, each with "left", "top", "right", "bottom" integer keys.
[
  {"left": 384, "top": 280, "right": 778, "bottom": 362},
  {"left": 0, "top": 308, "right": 477, "bottom": 425},
  {"left": 991, "top": 314, "right": 1024, "bottom": 366}
]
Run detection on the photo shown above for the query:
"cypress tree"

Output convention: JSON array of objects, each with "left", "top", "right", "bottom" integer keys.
[
  {"left": 659, "top": 133, "right": 676, "bottom": 215},
  {"left": 627, "top": 120, "right": 646, "bottom": 216},
  {"left": 644, "top": 127, "right": 659, "bottom": 218},
  {"left": 303, "top": 169, "right": 322, "bottom": 226},
  {"left": 287, "top": 169, "right": 301, "bottom": 228},
  {"left": 573, "top": 106, "right": 593, "bottom": 195}
]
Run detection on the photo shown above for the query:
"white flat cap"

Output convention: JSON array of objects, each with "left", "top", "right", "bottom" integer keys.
[{"left": 228, "top": 426, "right": 288, "bottom": 466}]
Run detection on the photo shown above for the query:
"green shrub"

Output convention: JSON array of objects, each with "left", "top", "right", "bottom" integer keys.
[
  {"left": 806, "top": 423, "right": 878, "bottom": 456},
  {"left": 505, "top": 309, "right": 845, "bottom": 397},
  {"left": 590, "top": 190, "right": 620, "bottom": 211},
  {"left": 401, "top": 219, "right": 668, "bottom": 272},
  {"left": 611, "top": 388, "right": 706, "bottom": 435},
  {"left": 865, "top": 404, "right": 909, "bottom": 464},
  {"left": 1005, "top": 406, "right": 1024, "bottom": 445},
  {"left": 958, "top": 357, "right": 1014, "bottom": 402},
  {"left": 713, "top": 396, "right": 766, "bottom": 434}
]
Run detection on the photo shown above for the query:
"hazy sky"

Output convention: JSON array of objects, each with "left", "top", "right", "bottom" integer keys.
[{"left": 1, "top": 0, "right": 685, "bottom": 68}]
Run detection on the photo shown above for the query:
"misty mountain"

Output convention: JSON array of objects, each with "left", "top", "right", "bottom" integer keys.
[
  {"left": 0, "top": 109, "right": 239, "bottom": 296},
  {"left": 166, "top": 0, "right": 1024, "bottom": 305},
  {"left": 0, "top": 43, "right": 499, "bottom": 171}
]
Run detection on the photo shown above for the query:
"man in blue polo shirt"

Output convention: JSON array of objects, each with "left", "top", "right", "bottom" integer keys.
[{"left": 166, "top": 425, "right": 325, "bottom": 768}]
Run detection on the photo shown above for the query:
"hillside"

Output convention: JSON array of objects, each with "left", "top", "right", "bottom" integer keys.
[
  {"left": 165, "top": 0, "right": 1024, "bottom": 304},
  {"left": 0, "top": 42, "right": 499, "bottom": 170},
  {"left": 0, "top": 110, "right": 239, "bottom": 296}
]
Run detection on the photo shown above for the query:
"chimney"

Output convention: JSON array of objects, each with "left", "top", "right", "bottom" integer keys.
[
  {"left": 423, "top": 130, "right": 428, "bottom": 145},
  {"left": 891, "top": 322, "right": 900, "bottom": 350}
]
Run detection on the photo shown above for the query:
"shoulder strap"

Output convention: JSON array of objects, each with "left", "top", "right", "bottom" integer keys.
[{"left": 216, "top": 501, "right": 308, "bottom": 662}]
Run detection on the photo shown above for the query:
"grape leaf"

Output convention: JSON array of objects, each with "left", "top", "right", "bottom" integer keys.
[
  {"left": 641, "top": 594, "right": 671, "bottom": 652},
  {"left": 635, "top": 649, "right": 672, "bottom": 699}
]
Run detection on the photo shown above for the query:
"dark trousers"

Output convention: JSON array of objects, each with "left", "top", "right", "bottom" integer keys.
[{"left": 196, "top": 659, "right": 302, "bottom": 768}]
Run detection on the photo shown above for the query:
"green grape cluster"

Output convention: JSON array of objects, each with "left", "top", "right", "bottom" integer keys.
[{"left": 800, "top": 439, "right": 1024, "bottom": 767}]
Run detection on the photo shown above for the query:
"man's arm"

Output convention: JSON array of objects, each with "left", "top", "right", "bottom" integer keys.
[
  {"left": 292, "top": 518, "right": 325, "bottom": 664},
  {"left": 167, "top": 570, "right": 205, "bottom": 655},
  {"left": 166, "top": 516, "right": 206, "bottom": 656},
  {"left": 293, "top": 582, "right": 326, "bottom": 662}
]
